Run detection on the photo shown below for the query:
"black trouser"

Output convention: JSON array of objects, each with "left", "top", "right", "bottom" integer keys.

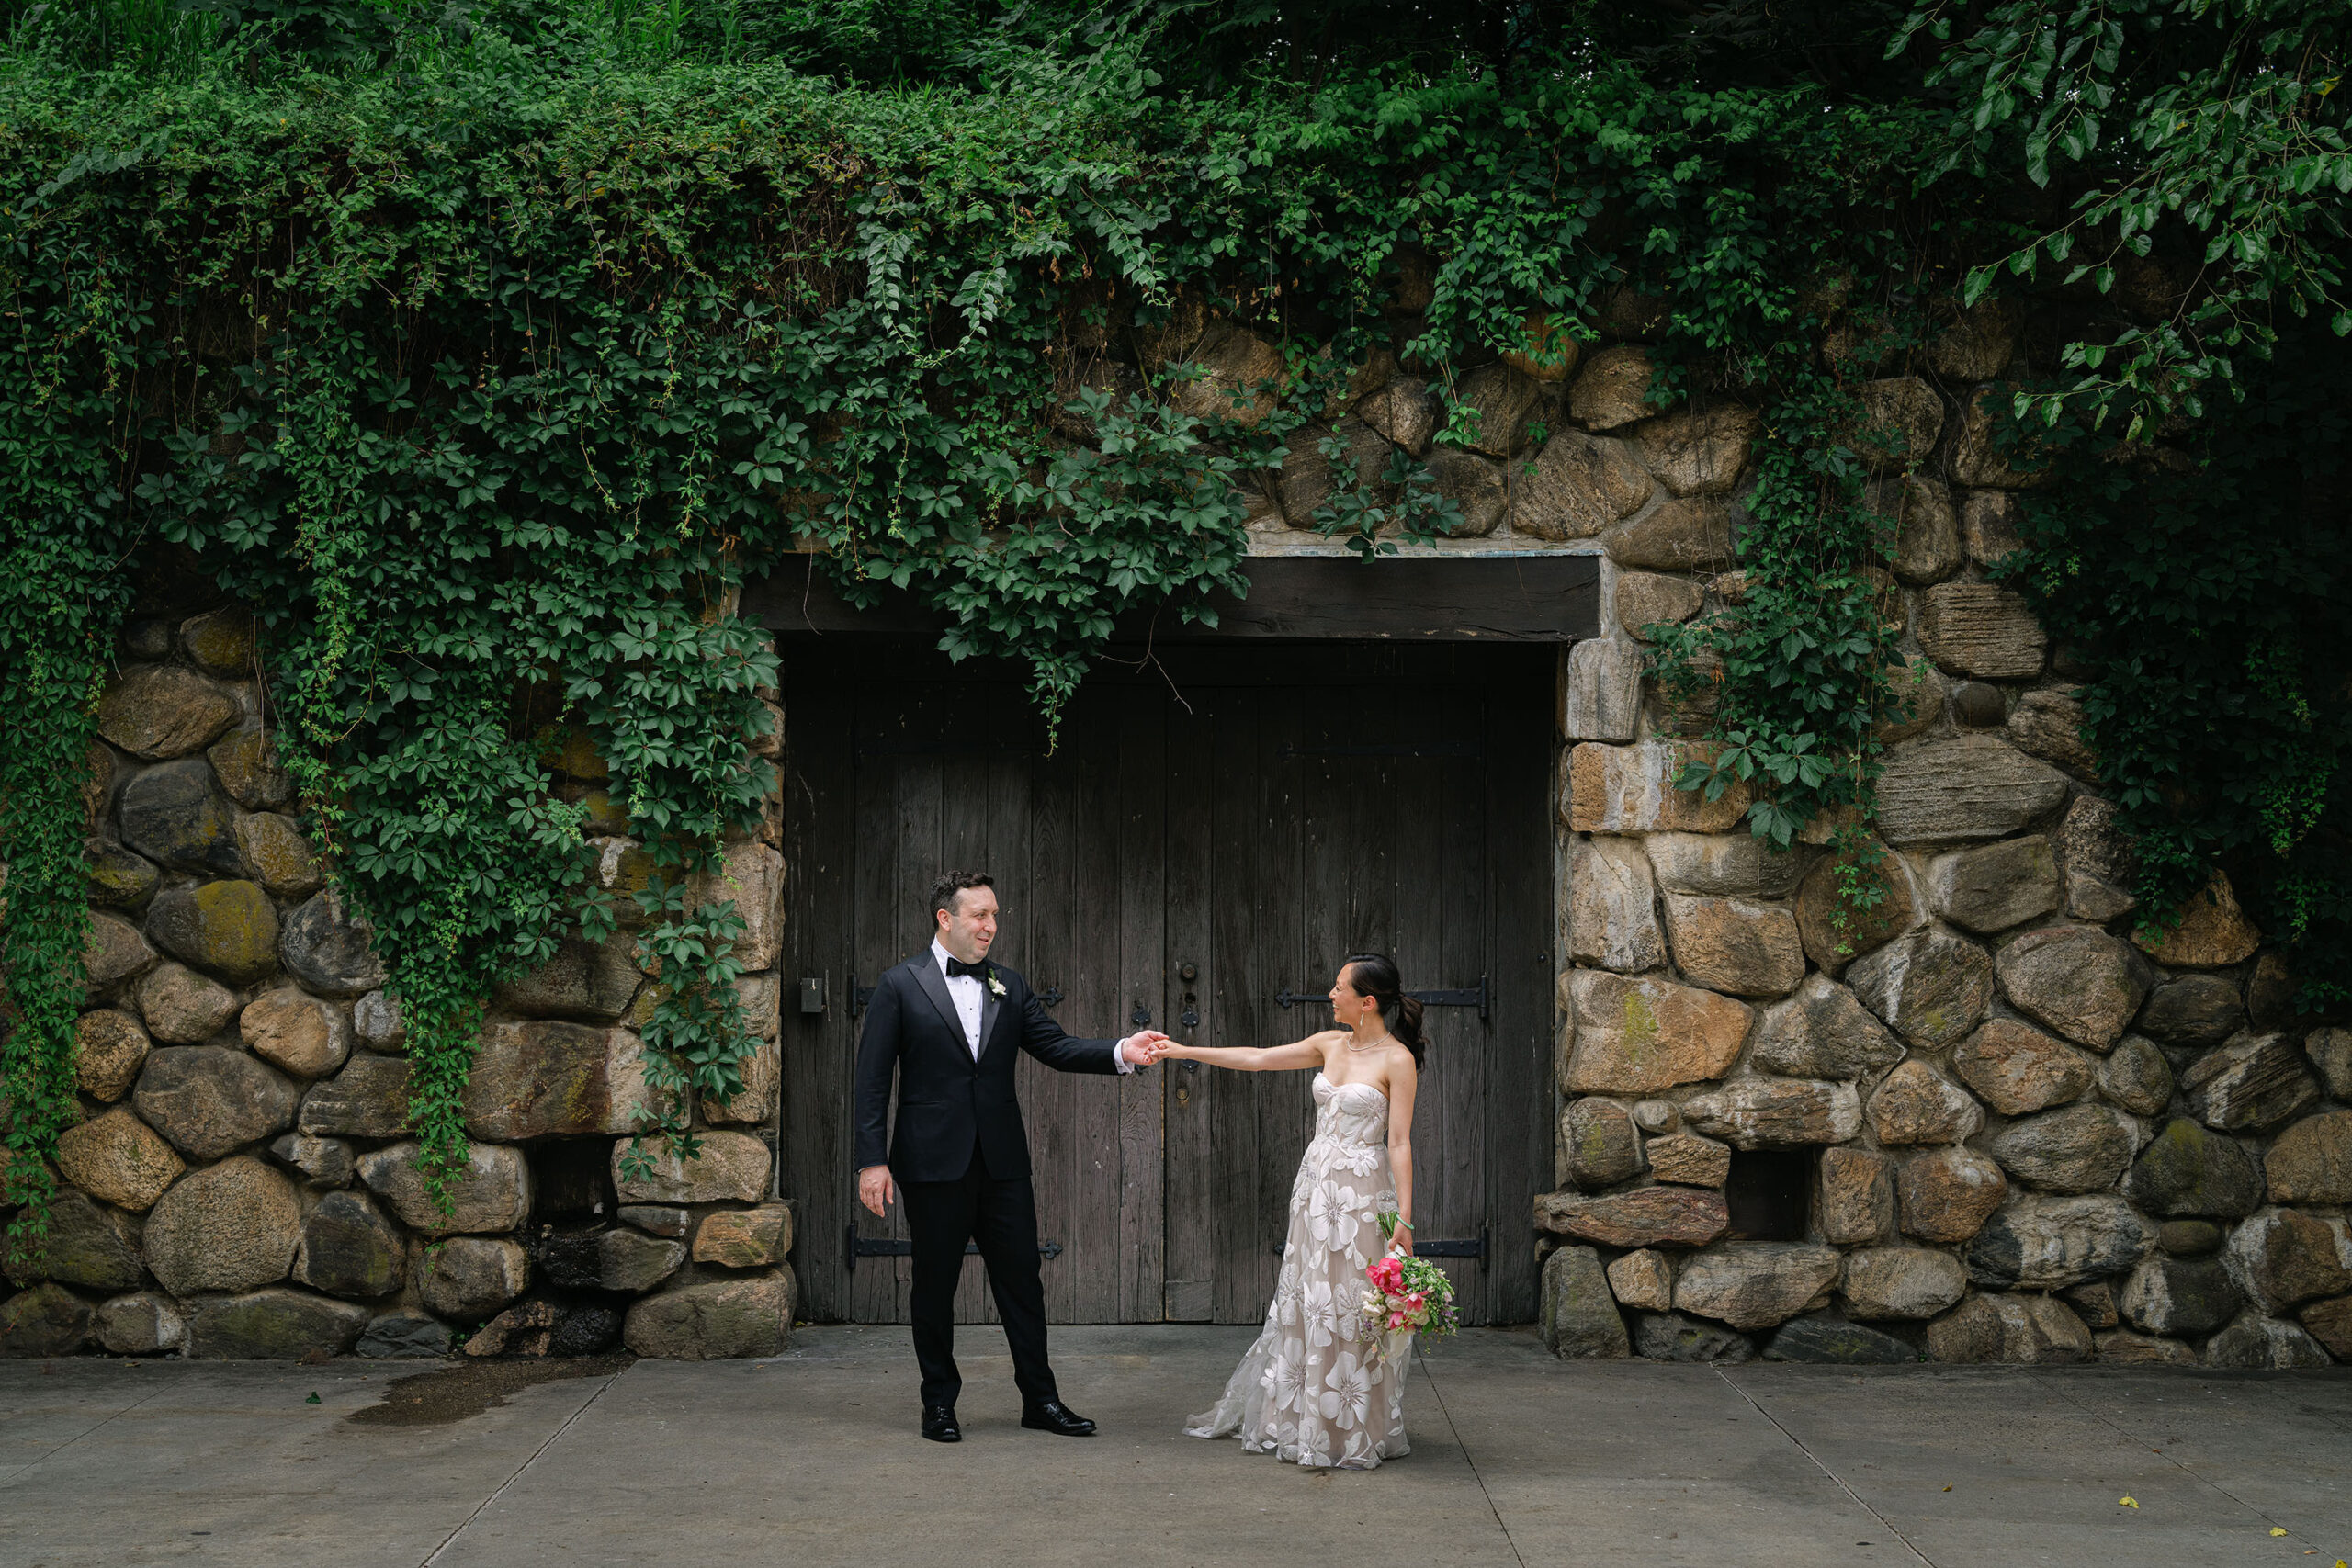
[{"left": 899, "top": 1140, "right": 1057, "bottom": 1412}]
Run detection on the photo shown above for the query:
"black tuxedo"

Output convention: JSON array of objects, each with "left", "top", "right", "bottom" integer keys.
[{"left": 853, "top": 951, "right": 1124, "bottom": 1410}]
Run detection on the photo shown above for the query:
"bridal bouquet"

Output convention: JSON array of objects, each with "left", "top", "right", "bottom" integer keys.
[{"left": 1362, "top": 1251, "right": 1460, "bottom": 1346}]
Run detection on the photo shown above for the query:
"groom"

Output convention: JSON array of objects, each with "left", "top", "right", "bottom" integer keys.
[{"left": 854, "top": 870, "right": 1168, "bottom": 1444}]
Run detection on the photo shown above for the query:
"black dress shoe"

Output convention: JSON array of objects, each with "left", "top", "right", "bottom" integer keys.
[
  {"left": 1021, "top": 1400, "right": 1096, "bottom": 1437},
  {"left": 922, "top": 1405, "right": 961, "bottom": 1443}
]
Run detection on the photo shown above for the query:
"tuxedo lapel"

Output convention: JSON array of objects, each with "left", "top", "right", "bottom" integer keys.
[
  {"left": 910, "top": 957, "right": 965, "bottom": 1044},
  {"left": 978, "top": 971, "right": 1004, "bottom": 1060}
]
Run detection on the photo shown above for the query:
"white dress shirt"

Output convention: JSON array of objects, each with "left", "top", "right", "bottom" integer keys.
[{"left": 929, "top": 940, "right": 1139, "bottom": 1071}]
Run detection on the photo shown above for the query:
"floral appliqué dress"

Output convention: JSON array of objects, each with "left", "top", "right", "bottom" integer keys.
[{"left": 1183, "top": 1072, "right": 1411, "bottom": 1469}]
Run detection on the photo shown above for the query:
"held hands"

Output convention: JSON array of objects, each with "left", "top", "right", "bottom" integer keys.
[{"left": 1125, "top": 1030, "right": 1178, "bottom": 1066}]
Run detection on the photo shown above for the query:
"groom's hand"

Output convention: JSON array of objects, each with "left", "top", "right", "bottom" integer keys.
[
  {"left": 857, "top": 1164, "right": 895, "bottom": 1218},
  {"left": 1125, "top": 1030, "right": 1174, "bottom": 1065}
]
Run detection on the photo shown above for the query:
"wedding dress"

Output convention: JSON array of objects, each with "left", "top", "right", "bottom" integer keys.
[{"left": 1183, "top": 1072, "right": 1411, "bottom": 1468}]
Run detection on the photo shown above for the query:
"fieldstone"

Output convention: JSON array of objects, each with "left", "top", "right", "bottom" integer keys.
[
  {"left": 1646, "top": 833, "right": 1806, "bottom": 898},
  {"left": 1951, "top": 1021, "right": 2095, "bottom": 1116},
  {"left": 85, "top": 841, "right": 160, "bottom": 909},
  {"left": 1614, "top": 572, "right": 1704, "bottom": 641},
  {"left": 1627, "top": 405, "right": 1758, "bottom": 496},
  {"left": 1951, "top": 682, "right": 2007, "bottom": 728},
  {"left": 1928, "top": 1292, "right": 2089, "bottom": 1363},
  {"left": 358, "top": 1141, "right": 532, "bottom": 1236},
  {"left": 705, "top": 973, "right": 782, "bottom": 1127},
  {"left": 465, "top": 1299, "right": 561, "bottom": 1358},
  {"left": 187, "top": 1289, "right": 368, "bottom": 1359},
  {"left": 1818, "top": 1147, "right": 1895, "bottom": 1245},
  {"left": 2180, "top": 1033, "right": 2321, "bottom": 1132},
  {"left": 1988, "top": 1104, "right": 2136, "bottom": 1193},
  {"left": 2203, "top": 1313, "right": 2334, "bottom": 1370},
  {"left": 1674, "top": 1243, "right": 1841, "bottom": 1330},
  {"left": 2133, "top": 974, "right": 2244, "bottom": 1046},
  {"left": 144, "top": 1155, "right": 300, "bottom": 1295},
  {"left": 1164, "top": 321, "right": 1283, "bottom": 426},
  {"left": 2134, "top": 874, "right": 2262, "bottom": 969},
  {"left": 74, "top": 1009, "right": 152, "bottom": 1101},
  {"left": 464, "top": 1021, "right": 661, "bottom": 1141},
  {"left": 2301, "top": 1294, "right": 2352, "bottom": 1360},
  {"left": 1564, "top": 1098, "right": 1644, "bottom": 1189},
  {"left": 1274, "top": 416, "right": 1392, "bottom": 524},
  {"left": 94, "top": 1292, "right": 186, "bottom": 1355},
  {"left": 240, "top": 988, "right": 350, "bottom": 1079},
  {"left": 1646, "top": 1134, "right": 1730, "bottom": 1188},
  {"left": 2119, "top": 1255, "right": 2241, "bottom": 1337},
  {"left": 2158, "top": 1219, "right": 2224, "bottom": 1257},
  {"left": 1532, "top": 1185, "right": 1728, "bottom": 1247},
  {"left": 611, "top": 1130, "right": 770, "bottom": 1205},
  {"left": 294, "top": 1191, "right": 405, "bottom": 1299},
  {"left": 2068, "top": 1280, "right": 2125, "bottom": 1332},
  {"left": 2008, "top": 688, "right": 2098, "bottom": 777},
  {"left": 624, "top": 1268, "right": 797, "bottom": 1359},
  {"left": 1877, "top": 659, "right": 1948, "bottom": 745},
  {"left": 1949, "top": 384, "right": 2050, "bottom": 488},
  {"left": 1764, "top": 1315, "right": 1917, "bottom": 1363},
  {"left": 2096, "top": 1330, "right": 2199, "bottom": 1366},
  {"left": 1926, "top": 838, "right": 2060, "bottom": 937},
  {"left": 2124, "top": 1118, "right": 2264, "bottom": 1217},
  {"left": 119, "top": 759, "right": 243, "bottom": 878},
  {"left": 2304, "top": 1027, "right": 2352, "bottom": 1100},
  {"left": 1601, "top": 497, "right": 1736, "bottom": 571},
  {"left": 1867, "top": 474, "right": 1961, "bottom": 583},
  {"left": 621, "top": 1205, "right": 689, "bottom": 1238},
  {"left": 6, "top": 1190, "right": 142, "bottom": 1292},
  {"left": 1684, "top": 1077, "right": 1860, "bottom": 1149},
  {"left": 1869, "top": 1061, "right": 1984, "bottom": 1145},
  {"left": 1958, "top": 489, "right": 2026, "bottom": 569},
  {"left": 416, "top": 1236, "right": 531, "bottom": 1321},
  {"left": 1964, "top": 1194, "right": 2152, "bottom": 1290},
  {"left": 1878, "top": 739, "right": 2068, "bottom": 851},
  {"left": 177, "top": 605, "right": 254, "bottom": 673},
  {"left": 268, "top": 1133, "right": 356, "bottom": 1190},
  {"left": 95, "top": 664, "right": 239, "bottom": 760},
  {"left": 1791, "top": 842, "right": 1917, "bottom": 974},
  {"left": 1422, "top": 447, "right": 1506, "bottom": 536},
  {"left": 1606, "top": 1249, "right": 1674, "bottom": 1311},
  {"left": 1929, "top": 299, "right": 2018, "bottom": 379},
  {"left": 2267, "top": 1111, "right": 2352, "bottom": 1204},
  {"left": 490, "top": 932, "right": 644, "bottom": 1024},
  {"left": 1449, "top": 362, "right": 1542, "bottom": 456},
  {"left": 299, "top": 1054, "right": 413, "bottom": 1139},
  {"left": 1560, "top": 638, "right": 1643, "bottom": 743},
  {"left": 694, "top": 1204, "right": 792, "bottom": 1270},
  {"left": 2227, "top": 1208, "right": 2352, "bottom": 1313},
  {"left": 54, "top": 1107, "right": 183, "bottom": 1212},
  {"left": 207, "top": 724, "right": 294, "bottom": 809},
  {"left": 1510, "top": 431, "right": 1651, "bottom": 540},
  {"left": 533, "top": 1229, "right": 607, "bottom": 1292},
  {"left": 1560, "top": 969, "right": 1753, "bottom": 1094},
  {"left": 2245, "top": 953, "right": 2299, "bottom": 1032},
  {"left": 357, "top": 1310, "right": 451, "bottom": 1359},
  {"left": 551, "top": 1304, "right": 625, "bottom": 1357},
  {"left": 1751, "top": 975, "right": 1906, "bottom": 1080},
  {"left": 2054, "top": 796, "right": 2137, "bottom": 919},
  {"left": 145, "top": 880, "right": 279, "bottom": 985},
  {"left": 1357, "top": 376, "right": 1436, "bottom": 456},
  {"left": 599, "top": 1229, "right": 688, "bottom": 1292},
  {"left": 1566, "top": 740, "right": 1751, "bottom": 835},
  {"left": 1914, "top": 587, "right": 2048, "bottom": 682},
  {"left": 0, "top": 1283, "right": 93, "bottom": 1357},
  {"left": 1539, "top": 1245, "right": 1631, "bottom": 1358},
  {"left": 354, "top": 990, "right": 407, "bottom": 1053},
  {"left": 236, "top": 812, "right": 322, "bottom": 897},
  {"left": 83, "top": 911, "right": 157, "bottom": 992},
  {"left": 2098, "top": 1034, "right": 2175, "bottom": 1116},
  {"left": 1897, "top": 1145, "right": 2009, "bottom": 1243},
  {"left": 133, "top": 962, "right": 239, "bottom": 1046},
  {"left": 1633, "top": 1311, "right": 1754, "bottom": 1362},
  {"left": 1853, "top": 377, "right": 1944, "bottom": 472},
  {"left": 1846, "top": 929, "right": 1995, "bottom": 1049},
  {"left": 278, "top": 891, "right": 387, "bottom": 998},
  {"left": 1662, "top": 895, "right": 1805, "bottom": 999},
  {"left": 1568, "top": 344, "right": 1659, "bottom": 430},
  {"left": 1842, "top": 1247, "right": 1968, "bottom": 1320},
  {"left": 133, "top": 1045, "right": 298, "bottom": 1159},
  {"left": 1994, "top": 926, "right": 2145, "bottom": 1050}
]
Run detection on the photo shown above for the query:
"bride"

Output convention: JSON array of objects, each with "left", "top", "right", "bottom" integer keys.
[{"left": 1153, "top": 952, "right": 1423, "bottom": 1470}]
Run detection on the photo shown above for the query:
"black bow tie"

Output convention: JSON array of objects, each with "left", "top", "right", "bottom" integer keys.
[{"left": 945, "top": 958, "right": 989, "bottom": 981}]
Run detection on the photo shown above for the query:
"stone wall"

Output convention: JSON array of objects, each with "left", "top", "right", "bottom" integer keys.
[
  {"left": 0, "top": 604, "right": 793, "bottom": 1360},
  {"left": 1530, "top": 302, "right": 2352, "bottom": 1369}
]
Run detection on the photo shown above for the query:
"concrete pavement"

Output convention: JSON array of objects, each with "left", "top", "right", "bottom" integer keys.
[{"left": 5, "top": 1326, "right": 2348, "bottom": 1568}]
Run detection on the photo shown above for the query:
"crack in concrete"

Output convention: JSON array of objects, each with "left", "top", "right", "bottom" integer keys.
[
  {"left": 1418, "top": 1348, "right": 1532, "bottom": 1568},
  {"left": 0, "top": 1373, "right": 172, "bottom": 1488},
  {"left": 1714, "top": 1367, "right": 1939, "bottom": 1568},
  {"left": 419, "top": 1367, "right": 622, "bottom": 1568}
]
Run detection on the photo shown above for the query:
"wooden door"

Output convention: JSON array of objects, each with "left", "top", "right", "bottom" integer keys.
[{"left": 780, "top": 642, "right": 1554, "bottom": 1325}]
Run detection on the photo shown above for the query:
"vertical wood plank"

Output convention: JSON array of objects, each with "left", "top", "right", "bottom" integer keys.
[
  {"left": 779, "top": 660, "right": 855, "bottom": 1321},
  {"left": 1114, "top": 696, "right": 1167, "bottom": 1322},
  {"left": 1161, "top": 684, "right": 1216, "bottom": 1321},
  {"left": 1434, "top": 666, "right": 1489, "bottom": 1320},
  {"left": 1485, "top": 659, "right": 1556, "bottom": 1325}
]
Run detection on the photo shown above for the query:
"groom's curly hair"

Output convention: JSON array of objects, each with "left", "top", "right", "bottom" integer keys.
[{"left": 929, "top": 869, "right": 995, "bottom": 920}]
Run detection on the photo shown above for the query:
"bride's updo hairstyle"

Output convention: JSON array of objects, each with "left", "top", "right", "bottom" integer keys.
[{"left": 1341, "top": 953, "right": 1425, "bottom": 1067}]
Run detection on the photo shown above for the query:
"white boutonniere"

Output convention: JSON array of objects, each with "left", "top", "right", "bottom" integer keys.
[{"left": 986, "top": 971, "right": 1006, "bottom": 997}]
